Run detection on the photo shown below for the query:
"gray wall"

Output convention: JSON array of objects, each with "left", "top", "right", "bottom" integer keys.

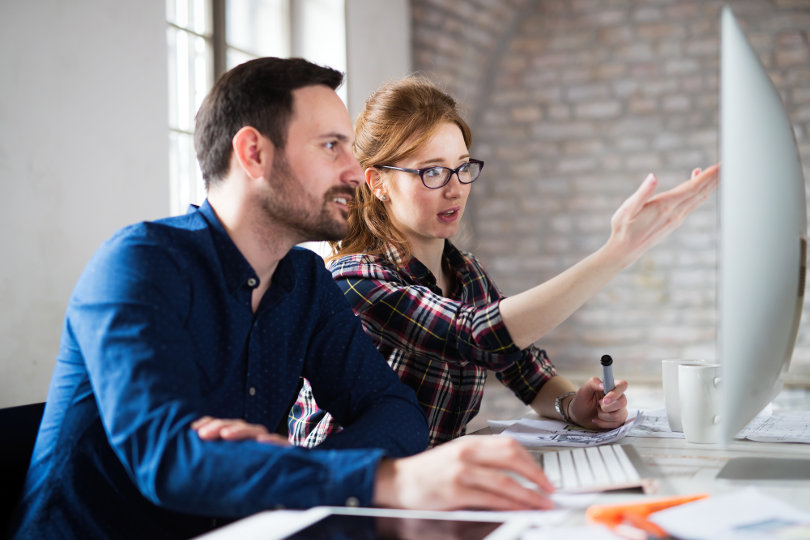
[
  {"left": 345, "top": 0, "right": 412, "bottom": 119},
  {"left": 0, "top": 1, "right": 170, "bottom": 407}
]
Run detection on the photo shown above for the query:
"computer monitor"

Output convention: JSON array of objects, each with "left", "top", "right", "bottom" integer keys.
[{"left": 719, "top": 5, "right": 807, "bottom": 444}]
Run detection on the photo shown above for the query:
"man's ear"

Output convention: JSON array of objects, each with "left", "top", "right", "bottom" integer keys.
[
  {"left": 365, "top": 168, "right": 388, "bottom": 201},
  {"left": 232, "top": 126, "right": 272, "bottom": 180}
]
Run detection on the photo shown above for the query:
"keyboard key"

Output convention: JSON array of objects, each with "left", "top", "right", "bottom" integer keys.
[{"left": 539, "top": 444, "right": 651, "bottom": 493}]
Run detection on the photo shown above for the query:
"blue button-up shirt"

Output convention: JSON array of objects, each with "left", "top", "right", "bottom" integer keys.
[{"left": 10, "top": 201, "right": 428, "bottom": 539}]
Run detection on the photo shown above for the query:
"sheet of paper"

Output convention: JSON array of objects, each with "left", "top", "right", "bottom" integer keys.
[
  {"left": 737, "top": 411, "right": 810, "bottom": 443},
  {"left": 195, "top": 509, "right": 327, "bottom": 540},
  {"left": 627, "top": 408, "right": 808, "bottom": 442},
  {"left": 490, "top": 412, "right": 642, "bottom": 447},
  {"left": 471, "top": 508, "right": 571, "bottom": 529},
  {"left": 493, "top": 407, "right": 810, "bottom": 446},
  {"left": 649, "top": 486, "right": 810, "bottom": 540},
  {"left": 627, "top": 408, "right": 685, "bottom": 438},
  {"left": 520, "top": 525, "right": 626, "bottom": 540}
]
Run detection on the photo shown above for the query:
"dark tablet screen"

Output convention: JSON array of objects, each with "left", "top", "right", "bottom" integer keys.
[{"left": 285, "top": 512, "right": 503, "bottom": 540}]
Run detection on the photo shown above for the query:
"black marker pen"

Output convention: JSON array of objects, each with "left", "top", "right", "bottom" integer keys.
[{"left": 601, "top": 354, "right": 615, "bottom": 394}]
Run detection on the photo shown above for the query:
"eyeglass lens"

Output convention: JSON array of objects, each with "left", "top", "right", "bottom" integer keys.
[{"left": 422, "top": 162, "right": 482, "bottom": 188}]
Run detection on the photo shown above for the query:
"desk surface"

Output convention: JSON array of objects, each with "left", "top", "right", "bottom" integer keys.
[
  {"left": 198, "top": 422, "right": 810, "bottom": 539},
  {"left": 614, "top": 434, "right": 810, "bottom": 507},
  {"left": 479, "top": 419, "right": 810, "bottom": 513}
]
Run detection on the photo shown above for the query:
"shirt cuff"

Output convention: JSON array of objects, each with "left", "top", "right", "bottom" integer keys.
[{"left": 317, "top": 447, "right": 387, "bottom": 507}]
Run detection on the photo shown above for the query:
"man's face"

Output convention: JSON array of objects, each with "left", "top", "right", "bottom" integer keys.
[{"left": 259, "top": 85, "right": 362, "bottom": 242}]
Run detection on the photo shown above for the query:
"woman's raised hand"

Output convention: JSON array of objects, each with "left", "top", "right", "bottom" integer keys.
[{"left": 607, "top": 164, "right": 720, "bottom": 269}]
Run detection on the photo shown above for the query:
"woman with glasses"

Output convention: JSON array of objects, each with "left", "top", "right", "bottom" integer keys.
[{"left": 289, "top": 76, "right": 718, "bottom": 448}]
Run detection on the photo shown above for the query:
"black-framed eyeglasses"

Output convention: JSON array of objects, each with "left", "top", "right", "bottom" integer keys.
[{"left": 378, "top": 159, "right": 484, "bottom": 189}]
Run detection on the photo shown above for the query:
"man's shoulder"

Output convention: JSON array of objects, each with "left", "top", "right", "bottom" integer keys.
[
  {"left": 285, "top": 246, "right": 331, "bottom": 277},
  {"left": 279, "top": 246, "right": 337, "bottom": 290},
  {"left": 102, "top": 212, "right": 208, "bottom": 252},
  {"left": 88, "top": 213, "right": 213, "bottom": 284}
]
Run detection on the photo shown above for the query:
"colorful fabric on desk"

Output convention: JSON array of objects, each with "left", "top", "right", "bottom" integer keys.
[
  {"left": 9, "top": 201, "right": 428, "bottom": 540},
  {"left": 289, "top": 240, "right": 557, "bottom": 447}
]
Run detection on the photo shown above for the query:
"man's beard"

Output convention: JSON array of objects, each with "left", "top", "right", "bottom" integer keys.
[{"left": 259, "top": 152, "right": 351, "bottom": 243}]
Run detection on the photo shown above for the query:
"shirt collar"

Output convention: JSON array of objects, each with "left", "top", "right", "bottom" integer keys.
[
  {"left": 383, "top": 240, "right": 469, "bottom": 286},
  {"left": 193, "top": 200, "right": 262, "bottom": 296}
]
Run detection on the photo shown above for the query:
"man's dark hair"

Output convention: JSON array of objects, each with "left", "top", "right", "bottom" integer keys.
[{"left": 194, "top": 57, "right": 344, "bottom": 188}]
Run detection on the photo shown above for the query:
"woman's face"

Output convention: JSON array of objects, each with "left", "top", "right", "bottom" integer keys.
[{"left": 380, "top": 122, "right": 472, "bottom": 252}]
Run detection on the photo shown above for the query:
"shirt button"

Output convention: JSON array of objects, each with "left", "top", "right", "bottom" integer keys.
[
  {"left": 345, "top": 496, "right": 359, "bottom": 507},
  {"left": 249, "top": 387, "right": 256, "bottom": 396},
  {"left": 246, "top": 277, "right": 258, "bottom": 287}
]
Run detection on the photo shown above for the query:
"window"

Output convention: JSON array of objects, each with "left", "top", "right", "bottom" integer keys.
[
  {"left": 167, "top": 0, "right": 212, "bottom": 216},
  {"left": 166, "top": 0, "right": 346, "bottom": 216}
]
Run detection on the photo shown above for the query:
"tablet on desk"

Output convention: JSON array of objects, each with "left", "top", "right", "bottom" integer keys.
[
  {"left": 281, "top": 507, "right": 527, "bottom": 540},
  {"left": 195, "top": 506, "right": 530, "bottom": 540}
]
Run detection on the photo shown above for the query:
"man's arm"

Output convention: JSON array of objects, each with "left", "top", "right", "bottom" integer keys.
[
  {"left": 73, "top": 233, "right": 386, "bottom": 517},
  {"left": 292, "top": 260, "right": 429, "bottom": 457}
]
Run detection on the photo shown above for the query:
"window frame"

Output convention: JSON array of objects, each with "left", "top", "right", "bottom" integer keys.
[{"left": 167, "top": 0, "right": 346, "bottom": 216}]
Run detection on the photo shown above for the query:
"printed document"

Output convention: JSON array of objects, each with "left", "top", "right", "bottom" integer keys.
[
  {"left": 649, "top": 487, "right": 810, "bottom": 540},
  {"left": 629, "top": 408, "right": 810, "bottom": 443},
  {"left": 489, "top": 412, "right": 642, "bottom": 447}
]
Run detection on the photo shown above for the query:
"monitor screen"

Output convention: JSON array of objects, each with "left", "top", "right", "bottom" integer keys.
[{"left": 718, "top": 5, "right": 807, "bottom": 443}]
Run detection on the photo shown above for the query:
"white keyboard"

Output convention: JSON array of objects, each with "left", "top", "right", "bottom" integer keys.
[{"left": 537, "top": 444, "right": 656, "bottom": 494}]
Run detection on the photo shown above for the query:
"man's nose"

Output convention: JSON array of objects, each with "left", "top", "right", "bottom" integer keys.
[{"left": 341, "top": 154, "right": 363, "bottom": 187}]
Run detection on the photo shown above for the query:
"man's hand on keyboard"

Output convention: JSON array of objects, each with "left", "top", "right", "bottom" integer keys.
[
  {"left": 373, "top": 437, "right": 555, "bottom": 511},
  {"left": 569, "top": 377, "right": 629, "bottom": 430}
]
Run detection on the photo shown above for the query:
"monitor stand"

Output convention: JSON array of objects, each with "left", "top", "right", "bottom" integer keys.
[{"left": 717, "top": 457, "right": 810, "bottom": 480}]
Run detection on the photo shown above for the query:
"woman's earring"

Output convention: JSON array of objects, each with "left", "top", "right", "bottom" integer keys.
[{"left": 380, "top": 194, "right": 388, "bottom": 201}]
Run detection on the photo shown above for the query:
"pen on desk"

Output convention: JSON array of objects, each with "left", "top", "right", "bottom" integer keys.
[{"left": 601, "top": 354, "right": 615, "bottom": 394}]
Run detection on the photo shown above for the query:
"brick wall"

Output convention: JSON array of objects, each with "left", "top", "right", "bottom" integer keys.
[{"left": 411, "top": 0, "right": 810, "bottom": 383}]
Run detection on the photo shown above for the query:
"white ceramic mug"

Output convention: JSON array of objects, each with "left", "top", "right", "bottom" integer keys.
[
  {"left": 678, "top": 363, "right": 722, "bottom": 444},
  {"left": 661, "top": 359, "right": 707, "bottom": 432}
]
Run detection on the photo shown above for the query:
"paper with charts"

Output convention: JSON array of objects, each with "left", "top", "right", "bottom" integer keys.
[{"left": 489, "top": 412, "right": 642, "bottom": 447}]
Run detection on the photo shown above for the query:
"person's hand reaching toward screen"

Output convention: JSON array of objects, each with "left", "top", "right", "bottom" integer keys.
[{"left": 606, "top": 164, "right": 720, "bottom": 270}]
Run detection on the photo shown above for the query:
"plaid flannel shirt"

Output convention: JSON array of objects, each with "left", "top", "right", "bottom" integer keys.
[{"left": 289, "top": 241, "right": 557, "bottom": 447}]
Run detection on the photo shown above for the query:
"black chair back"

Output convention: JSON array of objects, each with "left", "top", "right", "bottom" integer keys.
[{"left": 0, "top": 402, "right": 45, "bottom": 535}]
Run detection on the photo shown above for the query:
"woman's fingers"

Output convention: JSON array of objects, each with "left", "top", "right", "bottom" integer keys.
[
  {"left": 614, "top": 173, "right": 659, "bottom": 221},
  {"left": 608, "top": 164, "right": 719, "bottom": 267}
]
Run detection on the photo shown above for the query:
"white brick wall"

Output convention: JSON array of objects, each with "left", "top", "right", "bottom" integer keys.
[{"left": 412, "top": 0, "right": 810, "bottom": 383}]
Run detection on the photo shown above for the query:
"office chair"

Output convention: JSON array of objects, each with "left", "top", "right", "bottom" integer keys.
[{"left": 0, "top": 402, "right": 45, "bottom": 534}]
